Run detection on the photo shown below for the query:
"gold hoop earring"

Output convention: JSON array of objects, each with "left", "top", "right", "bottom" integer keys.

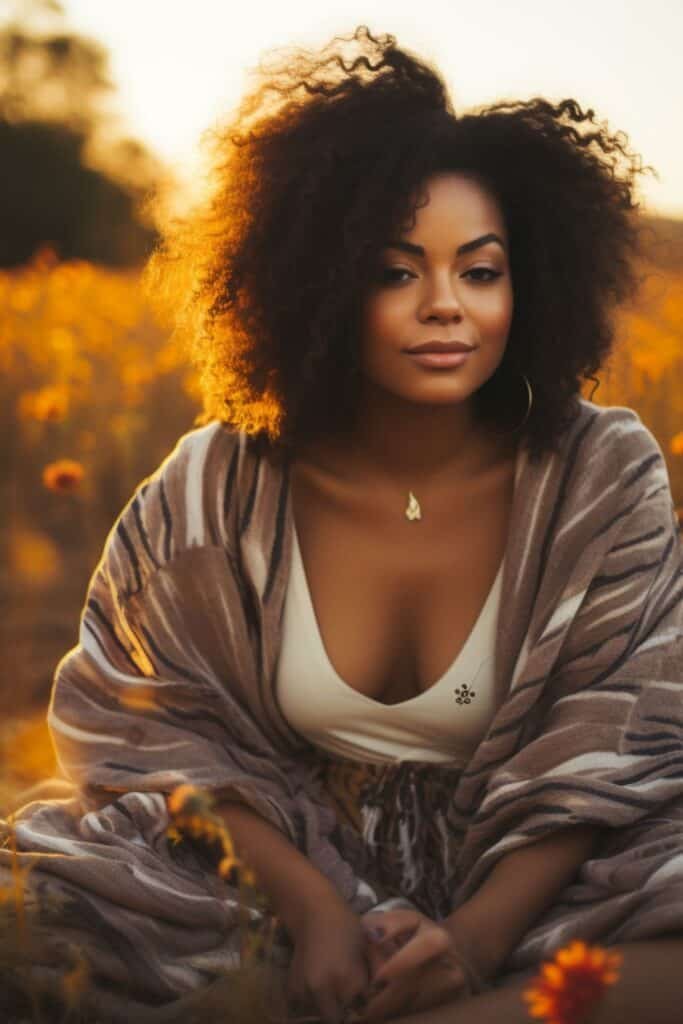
[{"left": 504, "top": 372, "right": 533, "bottom": 433}]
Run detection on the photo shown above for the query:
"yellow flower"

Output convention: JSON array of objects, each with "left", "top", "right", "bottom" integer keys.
[
  {"left": 218, "top": 854, "right": 256, "bottom": 888},
  {"left": 167, "top": 784, "right": 209, "bottom": 818},
  {"left": 523, "top": 939, "right": 622, "bottom": 1024},
  {"left": 166, "top": 784, "right": 259, "bottom": 886},
  {"left": 42, "top": 458, "right": 85, "bottom": 494},
  {"left": 218, "top": 854, "right": 239, "bottom": 879},
  {"left": 165, "top": 825, "right": 183, "bottom": 846}
]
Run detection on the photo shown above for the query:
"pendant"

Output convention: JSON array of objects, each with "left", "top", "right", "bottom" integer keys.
[{"left": 405, "top": 491, "right": 421, "bottom": 521}]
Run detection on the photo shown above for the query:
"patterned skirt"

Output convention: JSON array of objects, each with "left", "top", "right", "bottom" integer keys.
[{"left": 310, "top": 751, "right": 470, "bottom": 921}]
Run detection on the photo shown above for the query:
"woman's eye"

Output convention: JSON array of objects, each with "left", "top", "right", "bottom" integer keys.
[
  {"left": 377, "top": 266, "right": 502, "bottom": 286},
  {"left": 464, "top": 267, "right": 502, "bottom": 283},
  {"left": 379, "top": 267, "right": 414, "bottom": 284}
]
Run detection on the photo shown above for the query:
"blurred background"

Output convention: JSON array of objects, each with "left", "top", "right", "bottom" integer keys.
[{"left": 1, "top": 0, "right": 682, "bottom": 808}]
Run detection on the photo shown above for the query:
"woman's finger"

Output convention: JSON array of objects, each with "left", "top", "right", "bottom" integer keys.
[
  {"left": 312, "top": 979, "right": 350, "bottom": 1024},
  {"left": 358, "top": 959, "right": 466, "bottom": 1022},
  {"left": 355, "top": 972, "right": 414, "bottom": 1023},
  {"left": 406, "top": 960, "right": 467, "bottom": 1012},
  {"left": 370, "top": 921, "right": 450, "bottom": 985},
  {"left": 360, "top": 909, "right": 420, "bottom": 944},
  {"left": 364, "top": 934, "right": 398, "bottom": 977}
]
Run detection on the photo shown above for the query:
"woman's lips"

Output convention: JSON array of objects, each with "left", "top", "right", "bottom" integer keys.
[{"left": 405, "top": 350, "right": 473, "bottom": 368}]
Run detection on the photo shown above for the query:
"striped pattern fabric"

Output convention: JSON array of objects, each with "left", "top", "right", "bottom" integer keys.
[{"left": 2, "top": 396, "right": 682, "bottom": 1017}]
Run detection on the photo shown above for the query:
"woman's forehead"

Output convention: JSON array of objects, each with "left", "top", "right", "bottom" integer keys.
[{"left": 388, "top": 175, "right": 508, "bottom": 249}]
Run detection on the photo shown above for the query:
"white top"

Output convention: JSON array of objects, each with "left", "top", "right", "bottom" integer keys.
[{"left": 275, "top": 520, "right": 504, "bottom": 765}]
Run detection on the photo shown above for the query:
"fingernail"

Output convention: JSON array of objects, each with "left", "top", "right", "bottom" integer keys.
[{"left": 368, "top": 925, "right": 385, "bottom": 941}]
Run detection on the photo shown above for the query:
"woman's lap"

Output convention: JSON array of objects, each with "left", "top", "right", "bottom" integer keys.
[{"left": 2, "top": 768, "right": 683, "bottom": 1020}]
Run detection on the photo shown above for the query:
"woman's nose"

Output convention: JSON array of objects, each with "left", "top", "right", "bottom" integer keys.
[{"left": 419, "top": 274, "right": 463, "bottom": 320}]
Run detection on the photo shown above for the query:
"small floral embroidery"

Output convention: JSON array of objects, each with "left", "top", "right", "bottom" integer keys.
[{"left": 454, "top": 683, "right": 476, "bottom": 704}]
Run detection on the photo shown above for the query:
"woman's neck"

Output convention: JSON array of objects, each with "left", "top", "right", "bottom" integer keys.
[{"left": 308, "top": 386, "right": 513, "bottom": 491}]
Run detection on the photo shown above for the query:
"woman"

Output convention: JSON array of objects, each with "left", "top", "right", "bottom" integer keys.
[{"left": 2, "top": 25, "right": 682, "bottom": 1024}]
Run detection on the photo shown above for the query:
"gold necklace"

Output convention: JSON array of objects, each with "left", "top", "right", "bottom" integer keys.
[{"left": 405, "top": 491, "right": 421, "bottom": 521}]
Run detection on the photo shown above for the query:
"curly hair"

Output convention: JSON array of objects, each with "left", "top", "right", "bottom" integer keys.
[{"left": 143, "top": 25, "right": 655, "bottom": 465}]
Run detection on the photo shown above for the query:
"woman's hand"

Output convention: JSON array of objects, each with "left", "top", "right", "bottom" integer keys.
[
  {"left": 351, "top": 909, "right": 483, "bottom": 1022},
  {"left": 286, "top": 894, "right": 376, "bottom": 1024}
]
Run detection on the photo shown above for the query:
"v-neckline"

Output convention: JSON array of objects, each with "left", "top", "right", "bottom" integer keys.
[{"left": 289, "top": 515, "right": 503, "bottom": 709}]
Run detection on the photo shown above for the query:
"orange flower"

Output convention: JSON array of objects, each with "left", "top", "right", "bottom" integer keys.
[
  {"left": 670, "top": 432, "right": 683, "bottom": 456},
  {"left": 17, "top": 385, "right": 69, "bottom": 422},
  {"left": 42, "top": 458, "right": 85, "bottom": 493},
  {"left": 523, "top": 939, "right": 622, "bottom": 1024},
  {"left": 10, "top": 527, "right": 61, "bottom": 585}
]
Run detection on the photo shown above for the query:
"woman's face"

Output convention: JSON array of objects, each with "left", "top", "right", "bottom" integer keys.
[{"left": 359, "top": 172, "right": 513, "bottom": 412}]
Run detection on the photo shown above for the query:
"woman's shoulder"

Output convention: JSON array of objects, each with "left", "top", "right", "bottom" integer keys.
[
  {"left": 572, "top": 397, "right": 668, "bottom": 477},
  {"left": 563, "top": 399, "right": 677, "bottom": 547},
  {"left": 98, "top": 421, "right": 251, "bottom": 599},
  {"left": 148, "top": 419, "right": 243, "bottom": 506}
]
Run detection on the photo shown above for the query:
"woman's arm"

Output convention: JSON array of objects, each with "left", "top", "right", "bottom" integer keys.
[
  {"left": 444, "top": 824, "right": 601, "bottom": 976},
  {"left": 216, "top": 800, "right": 349, "bottom": 935},
  {"left": 351, "top": 825, "right": 602, "bottom": 1018},
  {"left": 218, "top": 800, "right": 389, "bottom": 1022},
  {"left": 391, "top": 934, "right": 683, "bottom": 1023}
]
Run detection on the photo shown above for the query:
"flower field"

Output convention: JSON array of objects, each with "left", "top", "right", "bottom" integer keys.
[
  {"left": 0, "top": 240, "right": 681, "bottom": 1021},
  {"left": 1, "top": 246, "right": 683, "bottom": 812}
]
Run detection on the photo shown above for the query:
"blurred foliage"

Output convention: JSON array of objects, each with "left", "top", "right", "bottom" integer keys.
[
  {"left": 0, "top": 118, "right": 160, "bottom": 266},
  {"left": 0, "top": 0, "right": 169, "bottom": 266},
  {"left": 592, "top": 258, "right": 683, "bottom": 490},
  {"left": 0, "top": 249, "right": 201, "bottom": 718},
  {"left": 0, "top": 2, "right": 112, "bottom": 128},
  {"left": 641, "top": 215, "right": 683, "bottom": 272},
  {"left": 0, "top": 227, "right": 681, "bottom": 724},
  {"left": 0, "top": 217, "right": 680, "bottom": 1024}
]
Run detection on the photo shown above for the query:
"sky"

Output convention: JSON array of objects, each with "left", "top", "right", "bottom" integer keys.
[{"left": 53, "top": 0, "right": 683, "bottom": 218}]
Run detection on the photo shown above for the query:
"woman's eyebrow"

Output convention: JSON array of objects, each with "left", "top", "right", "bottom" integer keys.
[{"left": 385, "top": 233, "right": 506, "bottom": 256}]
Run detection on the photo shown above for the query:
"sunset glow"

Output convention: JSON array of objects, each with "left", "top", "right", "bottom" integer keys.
[{"left": 57, "top": 0, "right": 683, "bottom": 218}]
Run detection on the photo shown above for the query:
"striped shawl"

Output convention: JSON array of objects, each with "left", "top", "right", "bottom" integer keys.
[{"left": 2, "top": 396, "right": 683, "bottom": 1017}]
